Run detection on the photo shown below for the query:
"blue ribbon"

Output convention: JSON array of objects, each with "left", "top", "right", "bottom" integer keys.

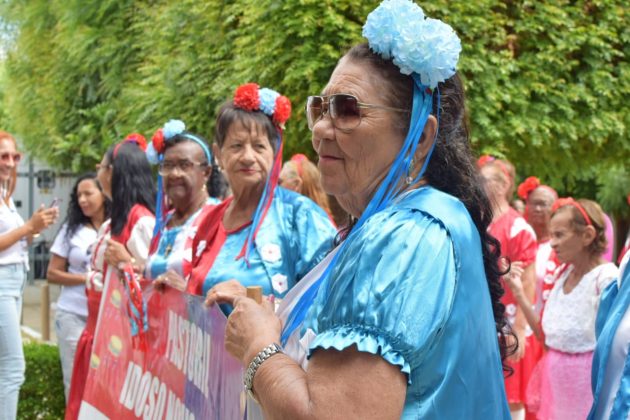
[
  {"left": 242, "top": 133, "right": 282, "bottom": 265},
  {"left": 281, "top": 78, "right": 436, "bottom": 344}
]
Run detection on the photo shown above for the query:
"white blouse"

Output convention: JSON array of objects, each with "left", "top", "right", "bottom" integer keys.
[
  {"left": 86, "top": 215, "right": 154, "bottom": 293},
  {"left": 50, "top": 224, "right": 98, "bottom": 316},
  {"left": 543, "top": 262, "right": 618, "bottom": 353},
  {"left": 0, "top": 198, "right": 28, "bottom": 266}
]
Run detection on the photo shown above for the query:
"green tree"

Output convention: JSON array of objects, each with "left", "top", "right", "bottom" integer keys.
[{"left": 0, "top": 0, "right": 628, "bottom": 217}]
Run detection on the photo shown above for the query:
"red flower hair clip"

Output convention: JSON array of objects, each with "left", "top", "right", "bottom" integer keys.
[
  {"left": 273, "top": 95, "right": 292, "bottom": 127},
  {"left": 124, "top": 133, "right": 148, "bottom": 151},
  {"left": 517, "top": 176, "right": 541, "bottom": 200},
  {"left": 234, "top": 83, "right": 261, "bottom": 112},
  {"left": 113, "top": 133, "right": 148, "bottom": 158},
  {"left": 477, "top": 154, "right": 495, "bottom": 168},
  {"left": 151, "top": 128, "right": 166, "bottom": 155}
]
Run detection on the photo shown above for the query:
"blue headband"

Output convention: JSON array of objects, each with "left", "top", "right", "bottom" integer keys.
[{"left": 146, "top": 119, "right": 212, "bottom": 165}]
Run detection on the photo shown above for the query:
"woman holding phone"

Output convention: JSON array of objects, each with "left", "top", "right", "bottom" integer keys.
[{"left": 0, "top": 131, "right": 58, "bottom": 420}]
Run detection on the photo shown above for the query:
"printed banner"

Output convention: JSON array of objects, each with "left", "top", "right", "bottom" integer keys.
[{"left": 78, "top": 271, "right": 244, "bottom": 420}]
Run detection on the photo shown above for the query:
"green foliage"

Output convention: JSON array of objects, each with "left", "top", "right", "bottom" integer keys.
[
  {"left": 0, "top": 0, "right": 628, "bottom": 214},
  {"left": 0, "top": 65, "right": 9, "bottom": 129},
  {"left": 18, "top": 342, "right": 65, "bottom": 420}
]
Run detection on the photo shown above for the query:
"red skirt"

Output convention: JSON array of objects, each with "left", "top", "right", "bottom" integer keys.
[
  {"left": 504, "top": 333, "right": 544, "bottom": 405},
  {"left": 64, "top": 288, "right": 101, "bottom": 420}
]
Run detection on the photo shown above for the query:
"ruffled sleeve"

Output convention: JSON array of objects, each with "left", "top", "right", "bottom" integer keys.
[
  {"left": 308, "top": 208, "right": 457, "bottom": 383},
  {"left": 126, "top": 215, "right": 155, "bottom": 264},
  {"left": 595, "top": 263, "right": 619, "bottom": 296},
  {"left": 288, "top": 195, "right": 336, "bottom": 280}
]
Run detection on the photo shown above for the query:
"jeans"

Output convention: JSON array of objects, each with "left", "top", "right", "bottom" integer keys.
[
  {"left": 0, "top": 263, "right": 26, "bottom": 420},
  {"left": 55, "top": 309, "right": 86, "bottom": 401}
]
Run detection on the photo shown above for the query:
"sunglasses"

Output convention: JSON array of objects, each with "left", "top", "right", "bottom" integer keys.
[
  {"left": 0, "top": 152, "right": 22, "bottom": 164},
  {"left": 306, "top": 94, "right": 408, "bottom": 132}
]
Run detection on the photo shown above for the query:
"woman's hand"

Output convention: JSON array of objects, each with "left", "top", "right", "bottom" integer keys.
[
  {"left": 220, "top": 293, "right": 282, "bottom": 366},
  {"left": 104, "top": 239, "right": 133, "bottom": 269},
  {"left": 28, "top": 205, "right": 59, "bottom": 233},
  {"left": 154, "top": 269, "right": 187, "bottom": 292},
  {"left": 204, "top": 279, "right": 247, "bottom": 306},
  {"left": 503, "top": 261, "right": 525, "bottom": 298},
  {"left": 507, "top": 328, "right": 527, "bottom": 362}
]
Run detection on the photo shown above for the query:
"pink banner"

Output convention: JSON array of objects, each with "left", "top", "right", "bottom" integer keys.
[{"left": 79, "top": 272, "right": 244, "bottom": 419}]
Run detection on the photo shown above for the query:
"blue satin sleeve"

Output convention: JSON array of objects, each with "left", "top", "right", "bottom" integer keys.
[
  {"left": 308, "top": 208, "right": 456, "bottom": 382},
  {"left": 596, "top": 281, "right": 619, "bottom": 338},
  {"left": 289, "top": 197, "right": 337, "bottom": 281}
]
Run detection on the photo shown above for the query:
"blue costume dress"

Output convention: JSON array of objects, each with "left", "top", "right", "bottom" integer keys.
[
  {"left": 145, "top": 201, "right": 217, "bottom": 281},
  {"left": 280, "top": 187, "right": 510, "bottom": 419},
  {"left": 190, "top": 187, "right": 336, "bottom": 300},
  {"left": 589, "top": 255, "right": 630, "bottom": 419}
]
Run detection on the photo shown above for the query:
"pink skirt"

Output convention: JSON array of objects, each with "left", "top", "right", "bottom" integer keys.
[{"left": 527, "top": 348, "right": 593, "bottom": 420}]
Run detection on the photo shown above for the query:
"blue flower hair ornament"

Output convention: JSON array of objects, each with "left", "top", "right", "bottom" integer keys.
[
  {"left": 363, "top": 0, "right": 461, "bottom": 88},
  {"left": 146, "top": 119, "right": 211, "bottom": 165},
  {"left": 146, "top": 119, "right": 213, "bottom": 245}
]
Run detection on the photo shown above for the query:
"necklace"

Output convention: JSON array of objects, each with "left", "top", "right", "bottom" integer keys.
[{"left": 164, "top": 243, "right": 173, "bottom": 257}]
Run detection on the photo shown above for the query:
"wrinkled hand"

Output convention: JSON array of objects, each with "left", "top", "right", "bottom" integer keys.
[
  {"left": 104, "top": 239, "right": 132, "bottom": 269},
  {"left": 29, "top": 205, "right": 59, "bottom": 233},
  {"left": 204, "top": 279, "right": 247, "bottom": 306},
  {"left": 221, "top": 293, "right": 282, "bottom": 365},
  {"left": 154, "top": 269, "right": 187, "bottom": 292}
]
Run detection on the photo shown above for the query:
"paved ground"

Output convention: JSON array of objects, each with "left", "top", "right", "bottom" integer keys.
[{"left": 22, "top": 280, "right": 61, "bottom": 343}]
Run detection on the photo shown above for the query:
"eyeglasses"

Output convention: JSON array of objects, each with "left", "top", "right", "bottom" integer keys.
[
  {"left": 158, "top": 160, "right": 207, "bottom": 176},
  {"left": 0, "top": 152, "right": 22, "bottom": 164},
  {"left": 306, "top": 94, "right": 409, "bottom": 132}
]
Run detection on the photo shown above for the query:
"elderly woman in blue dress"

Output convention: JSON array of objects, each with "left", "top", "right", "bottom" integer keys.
[
  {"left": 156, "top": 85, "right": 336, "bottom": 307},
  {"left": 211, "top": 1, "right": 512, "bottom": 418},
  {"left": 589, "top": 251, "right": 630, "bottom": 419},
  {"left": 144, "top": 120, "right": 220, "bottom": 286}
]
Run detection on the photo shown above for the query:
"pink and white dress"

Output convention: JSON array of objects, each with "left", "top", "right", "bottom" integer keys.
[{"left": 532, "top": 262, "right": 618, "bottom": 420}]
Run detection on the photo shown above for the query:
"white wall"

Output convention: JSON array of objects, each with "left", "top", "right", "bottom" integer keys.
[{"left": 13, "top": 155, "right": 78, "bottom": 279}]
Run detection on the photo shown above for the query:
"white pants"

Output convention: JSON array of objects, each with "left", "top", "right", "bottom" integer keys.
[
  {"left": 55, "top": 309, "right": 86, "bottom": 401},
  {"left": 0, "top": 263, "right": 26, "bottom": 420}
]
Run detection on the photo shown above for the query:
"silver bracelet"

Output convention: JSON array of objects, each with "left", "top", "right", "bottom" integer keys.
[{"left": 244, "top": 343, "right": 283, "bottom": 401}]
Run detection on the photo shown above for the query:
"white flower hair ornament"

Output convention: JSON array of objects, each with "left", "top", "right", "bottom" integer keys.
[{"left": 363, "top": 0, "right": 462, "bottom": 89}]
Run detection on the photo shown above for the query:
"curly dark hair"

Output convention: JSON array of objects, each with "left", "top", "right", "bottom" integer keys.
[
  {"left": 61, "top": 172, "right": 111, "bottom": 244},
  {"left": 341, "top": 43, "right": 512, "bottom": 370},
  {"left": 104, "top": 142, "right": 156, "bottom": 235}
]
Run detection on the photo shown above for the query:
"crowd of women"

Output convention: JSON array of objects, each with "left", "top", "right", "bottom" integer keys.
[{"left": 0, "top": 0, "right": 628, "bottom": 419}]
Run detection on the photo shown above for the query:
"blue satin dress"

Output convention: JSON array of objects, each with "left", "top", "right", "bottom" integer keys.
[
  {"left": 589, "top": 257, "right": 630, "bottom": 420},
  {"left": 201, "top": 187, "right": 336, "bottom": 299},
  {"left": 301, "top": 187, "right": 510, "bottom": 419}
]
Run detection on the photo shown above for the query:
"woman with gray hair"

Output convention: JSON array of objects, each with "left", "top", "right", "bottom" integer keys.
[{"left": 211, "top": 1, "right": 511, "bottom": 418}]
